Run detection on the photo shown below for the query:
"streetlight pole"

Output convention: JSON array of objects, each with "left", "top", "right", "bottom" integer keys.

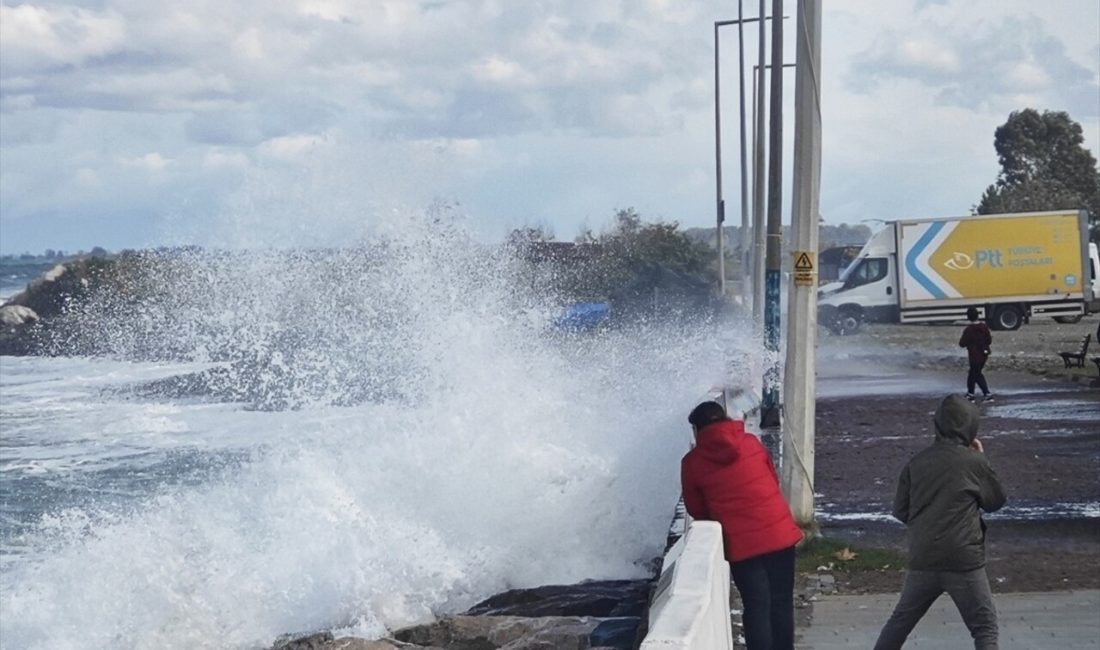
[
  {"left": 714, "top": 20, "right": 726, "bottom": 296},
  {"left": 736, "top": 0, "right": 749, "bottom": 302},
  {"left": 715, "top": 14, "right": 768, "bottom": 299},
  {"left": 752, "top": 0, "right": 767, "bottom": 326},
  {"left": 717, "top": 11, "right": 787, "bottom": 305},
  {"left": 751, "top": 61, "right": 794, "bottom": 318}
]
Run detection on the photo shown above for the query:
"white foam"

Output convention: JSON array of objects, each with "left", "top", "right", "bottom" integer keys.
[{"left": 0, "top": 212, "right": 756, "bottom": 649}]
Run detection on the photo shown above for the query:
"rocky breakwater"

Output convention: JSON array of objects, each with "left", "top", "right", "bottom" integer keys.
[
  {"left": 270, "top": 579, "right": 652, "bottom": 650},
  {"left": 0, "top": 253, "right": 117, "bottom": 356}
]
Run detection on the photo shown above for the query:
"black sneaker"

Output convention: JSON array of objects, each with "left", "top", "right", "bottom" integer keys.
[
  {"left": 984, "top": 394, "right": 995, "bottom": 402},
  {"left": 966, "top": 393, "right": 976, "bottom": 402}
]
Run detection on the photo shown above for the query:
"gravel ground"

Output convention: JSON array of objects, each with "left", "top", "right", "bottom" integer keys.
[
  {"left": 819, "top": 317, "right": 1100, "bottom": 380},
  {"left": 808, "top": 317, "right": 1100, "bottom": 594}
]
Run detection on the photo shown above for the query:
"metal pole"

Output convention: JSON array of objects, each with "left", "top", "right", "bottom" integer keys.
[
  {"left": 715, "top": 16, "right": 772, "bottom": 300},
  {"left": 737, "top": 0, "right": 749, "bottom": 298},
  {"left": 714, "top": 21, "right": 726, "bottom": 296},
  {"left": 782, "top": 0, "right": 821, "bottom": 529},
  {"left": 761, "top": 0, "right": 784, "bottom": 435},
  {"left": 752, "top": 0, "right": 767, "bottom": 325},
  {"left": 752, "top": 61, "right": 794, "bottom": 331}
]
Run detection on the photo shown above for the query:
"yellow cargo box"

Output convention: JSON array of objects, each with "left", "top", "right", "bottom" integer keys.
[{"left": 898, "top": 210, "right": 1088, "bottom": 307}]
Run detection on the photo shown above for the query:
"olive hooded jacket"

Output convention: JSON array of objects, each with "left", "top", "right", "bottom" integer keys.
[{"left": 893, "top": 394, "right": 1007, "bottom": 572}]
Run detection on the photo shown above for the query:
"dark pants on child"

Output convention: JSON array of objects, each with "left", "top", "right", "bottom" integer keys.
[
  {"left": 967, "top": 359, "right": 990, "bottom": 395},
  {"left": 873, "top": 567, "right": 999, "bottom": 650},
  {"left": 730, "top": 545, "right": 796, "bottom": 650}
]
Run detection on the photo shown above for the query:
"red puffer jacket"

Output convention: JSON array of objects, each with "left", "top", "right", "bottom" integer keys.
[{"left": 681, "top": 418, "right": 803, "bottom": 562}]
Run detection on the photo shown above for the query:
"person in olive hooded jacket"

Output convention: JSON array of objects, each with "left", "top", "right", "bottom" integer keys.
[
  {"left": 682, "top": 401, "right": 803, "bottom": 650},
  {"left": 874, "top": 394, "right": 1007, "bottom": 650}
]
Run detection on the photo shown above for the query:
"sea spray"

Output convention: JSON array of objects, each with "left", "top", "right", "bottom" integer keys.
[{"left": 1, "top": 207, "right": 759, "bottom": 649}]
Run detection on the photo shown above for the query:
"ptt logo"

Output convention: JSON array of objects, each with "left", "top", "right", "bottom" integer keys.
[{"left": 944, "top": 250, "right": 1002, "bottom": 271}]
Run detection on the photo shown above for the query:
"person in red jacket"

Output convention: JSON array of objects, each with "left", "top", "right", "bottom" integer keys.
[
  {"left": 959, "top": 307, "right": 994, "bottom": 402},
  {"left": 681, "top": 401, "right": 804, "bottom": 650}
]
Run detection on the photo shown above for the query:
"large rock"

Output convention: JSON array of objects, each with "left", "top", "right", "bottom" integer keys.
[
  {"left": 4, "top": 259, "right": 106, "bottom": 320},
  {"left": 272, "top": 631, "right": 437, "bottom": 650},
  {"left": 394, "top": 615, "right": 607, "bottom": 650},
  {"left": 0, "top": 255, "right": 119, "bottom": 356},
  {"left": 465, "top": 580, "right": 649, "bottom": 618},
  {"left": 0, "top": 304, "right": 44, "bottom": 355},
  {"left": 0, "top": 304, "right": 39, "bottom": 326}
]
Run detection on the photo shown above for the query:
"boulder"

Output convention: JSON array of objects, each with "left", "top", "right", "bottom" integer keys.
[
  {"left": 394, "top": 615, "right": 603, "bottom": 650},
  {"left": 0, "top": 304, "right": 45, "bottom": 356},
  {"left": 0, "top": 304, "right": 38, "bottom": 326},
  {"left": 271, "top": 631, "right": 442, "bottom": 650},
  {"left": 465, "top": 580, "right": 649, "bottom": 618},
  {"left": 273, "top": 632, "right": 335, "bottom": 649}
]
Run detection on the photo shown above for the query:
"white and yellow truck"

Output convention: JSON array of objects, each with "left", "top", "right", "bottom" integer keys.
[{"left": 818, "top": 210, "right": 1100, "bottom": 332}]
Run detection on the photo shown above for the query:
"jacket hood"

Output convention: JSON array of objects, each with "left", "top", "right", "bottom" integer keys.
[
  {"left": 934, "top": 394, "right": 979, "bottom": 446},
  {"left": 693, "top": 418, "right": 744, "bottom": 464}
]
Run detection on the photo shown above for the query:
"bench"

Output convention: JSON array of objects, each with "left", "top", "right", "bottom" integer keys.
[{"left": 1058, "top": 334, "right": 1091, "bottom": 368}]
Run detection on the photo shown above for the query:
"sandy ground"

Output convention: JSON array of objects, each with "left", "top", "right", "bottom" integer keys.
[{"left": 811, "top": 318, "right": 1100, "bottom": 593}]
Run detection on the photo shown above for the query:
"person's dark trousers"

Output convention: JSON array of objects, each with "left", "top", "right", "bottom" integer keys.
[
  {"left": 730, "top": 545, "right": 796, "bottom": 650},
  {"left": 873, "top": 567, "right": 998, "bottom": 650},
  {"left": 967, "top": 360, "right": 990, "bottom": 395}
]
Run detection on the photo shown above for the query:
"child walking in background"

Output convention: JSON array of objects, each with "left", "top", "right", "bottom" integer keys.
[{"left": 959, "top": 307, "right": 994, "bottom": 402}]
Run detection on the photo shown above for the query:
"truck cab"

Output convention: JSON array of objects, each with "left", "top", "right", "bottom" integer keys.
[{"left": 817, "top": 227, "right": 898, "bottom": 333}]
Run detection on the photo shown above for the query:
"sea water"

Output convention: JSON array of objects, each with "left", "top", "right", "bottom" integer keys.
[{"left": 0, "top": 212, "right": 757, "bottom": 649}]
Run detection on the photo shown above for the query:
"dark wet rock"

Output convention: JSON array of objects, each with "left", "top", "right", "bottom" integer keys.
[
  {"left": 0, "top": 304, "right": 38, "bottom": 326},
  {"left": 271, "top": 631, "right": 440, "bottom": 650},
  {"left": 0, "top": 305, "right": 44, "bottom": 355},
  {"left": 465, "top": 580, "right": 649, "bottom": 618},
  {"left": 273, "top": 631, "right": 336, "bottom": 649},
  {"left": 393, "top": 615, "right": 605, "bottom": 650},
  {"left": 587, "top": 618, "right": 640, "bottom": 649},
  {"left": 0, "top": 253, "right": 125, "bottom": 357}
]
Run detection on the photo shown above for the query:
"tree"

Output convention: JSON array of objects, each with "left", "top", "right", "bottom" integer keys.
[
  {"left": 976, "top": 109, "right": 1100, "bottom": 241},
  {"left": 504, "top": 224, "right": 555, "bottom": 248},
  {"left": 592, "top": 208, "right": 715, "bottom": 287}
]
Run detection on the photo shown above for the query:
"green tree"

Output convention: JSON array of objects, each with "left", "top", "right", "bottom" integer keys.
[
  {"left": 578, "top": 208, "right": 716, "bottom": 298},
  {"left": 504, "top": 224, "right": 555, "bottom": 248},
  {"left": 976, "top": 109, "right": 1100, "bottom": 241}
]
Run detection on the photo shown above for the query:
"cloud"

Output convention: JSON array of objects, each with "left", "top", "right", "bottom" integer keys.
[
  {"left": 0, "top": 4, "right": 126, "bottom": 72},
  {"left": 75, "top": 167, "right": 100, "bottom": 187},
  {"left": 202, "top": 149, "right": 250, "bottom": 169},
  {"left": 2, "top": 0, "right": 1096, "bottom": 255},
  {"left": 849, "top": 15, "right": 1097, "bottom": 116},
  {"left": 257, "top": 133, "right": 330, "bottom": 161},
  {"left": 120, "top": 152, "right": 171, "bottom": 172}
]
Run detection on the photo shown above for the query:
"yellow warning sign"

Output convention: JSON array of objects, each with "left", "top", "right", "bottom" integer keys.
[{"left": 793, "top": 251, "right": 816, "bottom": 286}]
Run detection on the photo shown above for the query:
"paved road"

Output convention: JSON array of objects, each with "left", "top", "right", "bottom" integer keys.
[{"left": 796, "top": 590, "right": 1100, "bottom": 649}]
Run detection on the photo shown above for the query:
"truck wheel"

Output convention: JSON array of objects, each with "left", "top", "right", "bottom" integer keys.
[
  {"left": 835, "top": 309, "right": 862, "bottom": 335},
  {"left": 1054, "top": 315, "right": 1084, "bottom": 324},
  {"left": 992, "top": 305, "right": 1023, "bottom": 331}
]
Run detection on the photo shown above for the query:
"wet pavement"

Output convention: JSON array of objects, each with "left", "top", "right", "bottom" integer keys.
[{"left": 796, "top": 589, "right": 1100, "bottom": 649}]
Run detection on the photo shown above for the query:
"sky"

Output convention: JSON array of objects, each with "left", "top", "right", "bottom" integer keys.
[{"left": 1, "top": 0, "right": 1098, "bottom": 254}]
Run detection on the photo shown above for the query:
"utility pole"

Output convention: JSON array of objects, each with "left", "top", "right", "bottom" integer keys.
[
  {"left": 782, "top": 0, "right": 821, "bottom": 529},
  {"left": 714, "top": 20, "right": 726, "bottom": 296},
  {"left": 736, "top": 0, "right": 750, "bottom": 301},
  {"left": 760, "top": 0, "right": 784, "bottom": 440},
  {"left": 751, "top": 0, "right": 767, "bottom": 324},
  {"left": 716, "top": 11, "right": 773, "bottom": 302}
]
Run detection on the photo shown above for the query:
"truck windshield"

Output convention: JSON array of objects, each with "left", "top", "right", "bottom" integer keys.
[{"left": 841, "top": 257, "right": 888, "bottom": 287}]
